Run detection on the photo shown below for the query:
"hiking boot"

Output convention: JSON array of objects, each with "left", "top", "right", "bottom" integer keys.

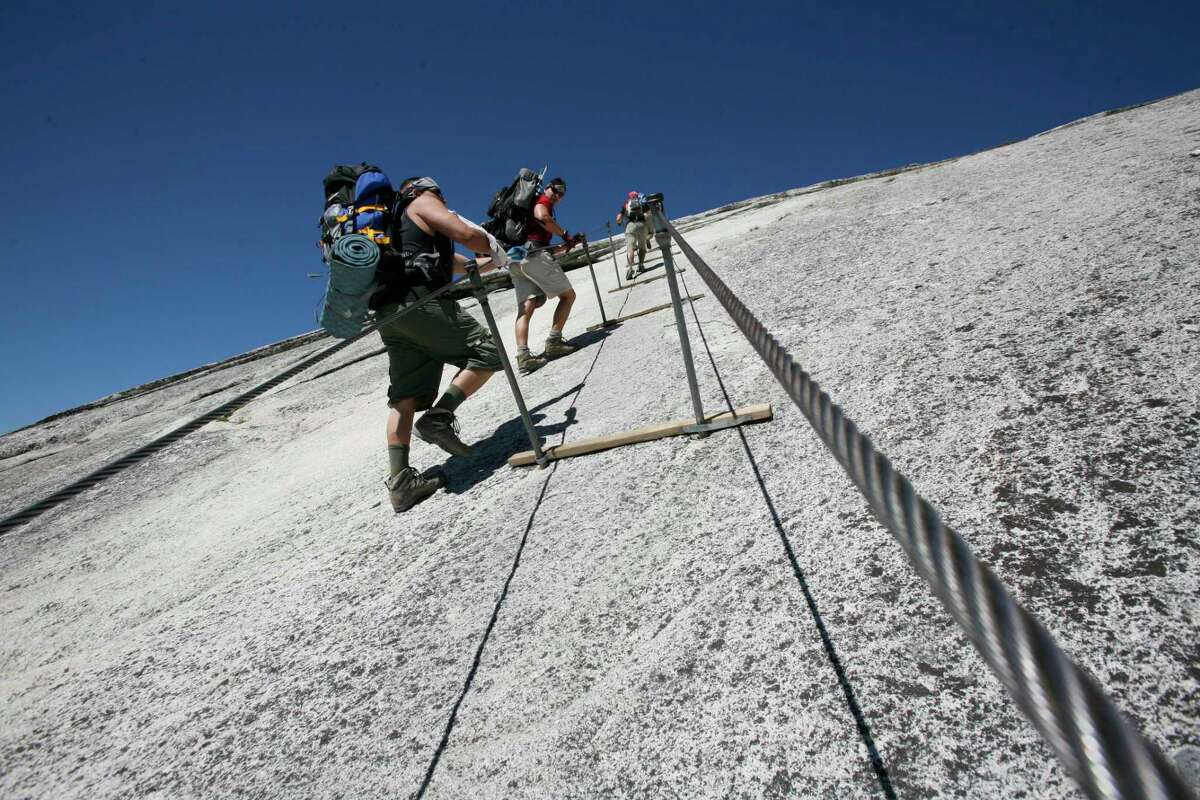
[
  {"left": 414, "top": 408, "right": 472, "bottom": 457},
  {"left": 387, "top": 467, "right": 443, "bottom": 512},
  {"left": 517, "top": 350, "right": 548, "bottom": 375},
  {"left": 625, "top": 269, "right": 635, "bottom": 281},
  {"left": 543, "top": 337, "right": 578, "bottom": 358}
]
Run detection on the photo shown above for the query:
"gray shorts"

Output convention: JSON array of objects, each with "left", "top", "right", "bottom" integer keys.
[
  {"left": 625, "top": 221, "right": 649, "bottom": 254},
  {"left": 511, "top": 249, "right": 573, "bottom": 309}
]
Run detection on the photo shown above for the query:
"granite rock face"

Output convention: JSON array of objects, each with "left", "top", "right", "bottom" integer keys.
[{"left": 2, "top": 90, "right": 1197, "bottom": 799}]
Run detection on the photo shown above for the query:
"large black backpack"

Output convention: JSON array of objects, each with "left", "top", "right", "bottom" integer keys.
[
  {"left": 625, "top": 194, "right": 648, "bottom": 223},
  {"left": 483, "top": 168, "right": 543, "bottom": 247},
  {"left": 318, "top": 163, "right": 395, "bottom": 259}
]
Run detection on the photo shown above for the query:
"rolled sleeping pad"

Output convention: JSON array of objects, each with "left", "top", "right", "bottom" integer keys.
[
  {"left": 320, "top": 234, "right": 379, "bottom": 338},
  {"left": 328, "top": 234, "right": 379, "bottom": 293}
]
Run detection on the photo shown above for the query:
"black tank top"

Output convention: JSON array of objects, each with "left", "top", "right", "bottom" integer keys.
[{"left": 373, "top": 208, "right": 455, "bottom": 306}]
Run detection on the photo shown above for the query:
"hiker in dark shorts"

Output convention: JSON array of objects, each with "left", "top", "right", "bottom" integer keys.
[{"left": 374, "top": 176, "right": 509, "bottom": 512}]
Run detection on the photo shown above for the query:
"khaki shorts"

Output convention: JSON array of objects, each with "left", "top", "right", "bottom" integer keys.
[
  {"left": 510, "top": 249, "right": 573, "bottom": 310},
  {"left": 625, "top": 220, "right": 649, "bottom": 256},
  {"left": 376, "top": 290, "right": 501, "bottom": 408}
]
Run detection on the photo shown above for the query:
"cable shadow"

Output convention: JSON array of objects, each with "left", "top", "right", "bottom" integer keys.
[
  {"left": 413, "top": 291, "right": 633, "bottom": 799},
  {"left": 679, "top": 273, "right": 897, "bottom": 799}
]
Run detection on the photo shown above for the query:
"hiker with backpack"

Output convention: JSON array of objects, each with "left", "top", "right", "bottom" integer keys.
[
  {"left": 507, "top": 177, "right": 584, "bottom": 374},
  {"left": 616, "top": 191, "right": 651, "bottom": 280},
  {"left": 374, "top": 176, "right": 522, "bottom": 512},
  {"left": 319, "top": 166, "right": 513, "bottom": 512}
]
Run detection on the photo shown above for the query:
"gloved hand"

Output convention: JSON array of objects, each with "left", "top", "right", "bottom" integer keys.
[{"left": 486, "top": 233, "right": 510, "bottom": 270}]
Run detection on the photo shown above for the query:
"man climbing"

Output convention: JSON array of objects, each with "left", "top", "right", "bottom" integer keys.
[
  {"left": 510, "top": 177, "right": 582, "bottom": 375},
  {"left": 374, "top": 176, "right": 508, "bottom": 513},
  {"left": 616, "top": 190, "right": 650, "bottom": 280}
]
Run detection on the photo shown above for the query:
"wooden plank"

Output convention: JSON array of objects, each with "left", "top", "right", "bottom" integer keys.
[
  {"left": 508, "top": 403, "right": 773, "bottom": 467},
  {"left": 586, "top": 295, "right": 704, "bottom": 331},
  {"left": 608, "top": 268, "right": 687, "bottom": 293}
]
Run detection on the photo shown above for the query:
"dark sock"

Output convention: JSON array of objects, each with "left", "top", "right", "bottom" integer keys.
[
  {"left": 388, "top": 444, "right": 409, "bottom": 477},
  {"left": 434, "top": 385, "right": 466, "bottom": 413}
]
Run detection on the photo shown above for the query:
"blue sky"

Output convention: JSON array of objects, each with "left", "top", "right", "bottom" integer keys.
[{"left": 1, "top": 0, "right": 1197, "bottom": 434}]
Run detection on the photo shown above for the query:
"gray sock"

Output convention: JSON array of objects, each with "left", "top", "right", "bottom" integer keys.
[
  {"left": 548, "top": 329, "right": 563, "bottom": 340},
  {"left": 388, "top": 444, "right": 410, "bottom": 477},
  {"left": 518, "top": 345, "right": 530, "bottom": 356},
  {"left": 434, "top": 385, "right": 466, "bottom": 413}
]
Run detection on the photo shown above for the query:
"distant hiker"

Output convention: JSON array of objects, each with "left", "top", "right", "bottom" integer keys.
[
  {"left": 616, "top": 191, "right": 650, "bottom": 280},
  {"left": 510, "top": 177, "right": 583, "bottom": 375},
  {"left": 376, "top": 176, "right": 509, "bottom": 512}
]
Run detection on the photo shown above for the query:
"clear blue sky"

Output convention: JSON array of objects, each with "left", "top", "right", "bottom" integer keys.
[{"left": 1, "top": 0, "right": 1197, "bottom": 434}]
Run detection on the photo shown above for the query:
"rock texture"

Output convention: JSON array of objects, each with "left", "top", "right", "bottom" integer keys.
[{"left": 2, "top": 90, "right": 1198, "bottom": 799}]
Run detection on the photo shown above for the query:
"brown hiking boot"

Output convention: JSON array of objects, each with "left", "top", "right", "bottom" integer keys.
[
  {"left": 517, "top": 350, "right": 548, "bottom": 375},
  {"left": 387, "top": 467, "right": 443, "bottom": 512},
  {"left": 414, "top": 408, "right": 472, "bottom": 457},
  {"left": 543, "top": 337, "right": 578, "bottom": 358}
]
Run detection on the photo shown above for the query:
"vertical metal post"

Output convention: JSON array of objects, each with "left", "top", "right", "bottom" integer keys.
[
  {"left": 651, "top": 205, "right": 706, "bottom": 428},
  {"left": 580, "top": 238, "right": 609, "bottom": 327},
  {"left": 605, "top": 221, "right": 624, "bottom": 288},
  {"left": 465, "top": 263, "right": 548, "bottom": 464}
]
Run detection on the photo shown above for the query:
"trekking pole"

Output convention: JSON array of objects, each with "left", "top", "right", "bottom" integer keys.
[
  {"left": 580, "top": 237, "right": 610, "bottom": 327},
  {"left": 463, "top": 261, "right": 549, "bottom": 466},
  {"left": 649, "top": 199, "right": 707, "bottom": 430},
  {"left": 605, "top": 221, "right": 624, "bottom": 288}
]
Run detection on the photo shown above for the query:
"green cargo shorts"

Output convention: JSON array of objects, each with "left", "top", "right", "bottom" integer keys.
[{"left": 376, "top": 292, "right": 501, "bottom": 409}]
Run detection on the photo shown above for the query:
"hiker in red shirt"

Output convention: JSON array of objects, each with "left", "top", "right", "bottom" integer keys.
[{"left": 509, "top": 177, "right": 582, "bottom": 374}]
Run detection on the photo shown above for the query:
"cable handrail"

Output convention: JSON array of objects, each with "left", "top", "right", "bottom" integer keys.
[{"left": 657, "top": 210, "right": 1194, "bottom": 800}]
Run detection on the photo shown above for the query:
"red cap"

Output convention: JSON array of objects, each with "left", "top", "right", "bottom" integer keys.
[{"left": 628, "top": 191, "right": 639, "bottom": 198}]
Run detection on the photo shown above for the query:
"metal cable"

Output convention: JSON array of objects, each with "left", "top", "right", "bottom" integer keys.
[
  {"left": 659, "top": 213, "right": 1194, "bottom": 800},
  {"left": 0, "top": 280, "right": 462, "bottom": 537}
]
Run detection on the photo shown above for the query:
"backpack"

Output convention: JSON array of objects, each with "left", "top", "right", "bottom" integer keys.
[
  {"left": 318, "top": 163, "right": 395, "bottom": 260},
  {"left": 483, "top": 167, "right": 543, "bottom": 247},
  {"left": 625, "top": 194, "right": 648, "bottom": 223}
]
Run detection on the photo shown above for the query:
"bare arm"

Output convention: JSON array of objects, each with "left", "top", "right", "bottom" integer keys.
[
  {"left": 408, "top": 192, "right": 492, "bottom": 253},
  {"left": 616, "top": 210, "right": 625, "bottom": 224},
  {"left": 534, "top": 203, "right": 568, "bottom": 238}
]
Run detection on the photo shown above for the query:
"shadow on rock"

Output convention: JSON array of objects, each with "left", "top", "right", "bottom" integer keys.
[
  {"left": 439, "top": 382, "right": 584, "bottom": 494},
  {"left": 561, "top": 326, "right": 616, "bottom": 354}
]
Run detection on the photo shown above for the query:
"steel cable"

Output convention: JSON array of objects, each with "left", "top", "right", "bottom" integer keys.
[
  {"left": 0, "top": 280, "right": 463, "bottom": 537},
  {"left": 658, "top": 213, "right": 1194, "bottom": 800}
]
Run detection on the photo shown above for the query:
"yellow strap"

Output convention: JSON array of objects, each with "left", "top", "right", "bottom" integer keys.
[
  {"left": 336, "top": 205, "right": 388, "bottom": 223},
  {"left": 360, "top": 228, "right": 390, "bottom": 245}
]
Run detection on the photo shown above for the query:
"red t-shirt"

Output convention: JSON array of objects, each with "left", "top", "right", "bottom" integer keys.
[{"left": 526, "top": 194, "right": 556, "bottom": 244}]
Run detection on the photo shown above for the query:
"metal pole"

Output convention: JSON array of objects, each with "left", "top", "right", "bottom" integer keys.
[
  {"left": 581, "top": 238, "right": 609, "bottom": 327},
  {"left": 605, "top": 221, "right": 624, "bottom": 288},
  {"left": 651, "top": 205, "right": 706, "bottom": 427},
  {"left": 464, "top": 262, "right": 548, "bottom": 465}
]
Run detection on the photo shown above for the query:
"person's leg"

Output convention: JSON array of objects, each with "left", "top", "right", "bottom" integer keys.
[
  {"left": 415, "top": 298, "right": 506, "bottom": 454},
  {"left": 625, "top": 227, "right": 637, "bottom": 278},
  {"left": 551, "top": 287, "right": 575, "bottom": 332},
  {"left": 515, "top": 298, "right": 536, "bottom": 349}
]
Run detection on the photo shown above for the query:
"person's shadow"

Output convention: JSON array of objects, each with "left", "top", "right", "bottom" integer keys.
[{"left": 437, "top": 381, "right": 585, "bottom": 494}]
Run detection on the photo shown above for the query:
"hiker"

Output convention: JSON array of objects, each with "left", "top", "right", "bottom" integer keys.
[
  {"left": 375, "top": 176, "right": 509, "bottom": 513},
  {"left": 510, "top": 177, "right": 583, "bottom": 375},
  {"left": 616, "top": 191, "right": 651, "bottom": 280}
]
